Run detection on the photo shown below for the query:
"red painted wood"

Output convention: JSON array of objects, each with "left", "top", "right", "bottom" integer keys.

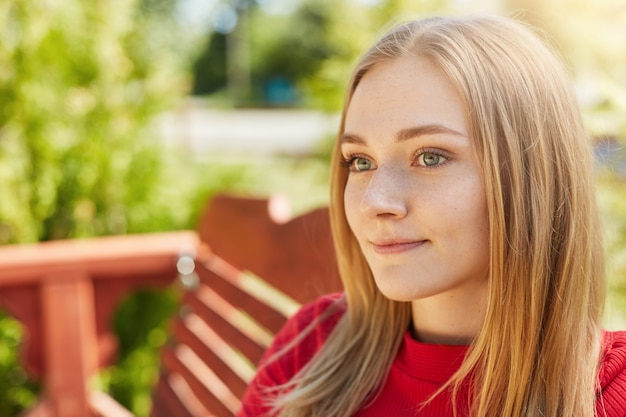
[
  {"left": 182, "top": 290, "right": 266, "bottom": 366},
  {"left": 198, "top": 195, "right": 343, "bottom": 305},
  {"left": 150, "top": 376, "right": 197, "bottom": 417},
  {"left": 0, "top": 232, "right": 198, "bottom": 377},
  {"left": 0, "top": 231, "right": 199, "bottom": 416},
  {"left": 172, "top": 318, "right": 249, "bottom": 398},
  {"left": 89, "top": 391, "right": 134, "bottom": 417},
  {"left": 0, "top": 232, "right": 198, "bottom": 285},
  {"left": 197, "top": 260, "right": 288, "bottom": 334},
  {"left": 41, "top": 272, "right": 97, "bottom": 417},
  {"left": 161, "top": 347, "right": 235, "bottom": 417}
]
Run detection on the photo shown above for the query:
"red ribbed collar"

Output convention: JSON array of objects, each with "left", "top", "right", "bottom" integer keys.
[{"left": 394, "top": 331, "right": 469, "bottom": 383}]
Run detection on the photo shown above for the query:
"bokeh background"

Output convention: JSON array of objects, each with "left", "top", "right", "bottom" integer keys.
[{"left": 0, "top": 0, "right": 625, "bottom": 415}]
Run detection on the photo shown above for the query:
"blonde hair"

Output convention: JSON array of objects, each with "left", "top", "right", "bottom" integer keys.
[{"left": 276, "top": 15, "right": 606, "bottom": 417}]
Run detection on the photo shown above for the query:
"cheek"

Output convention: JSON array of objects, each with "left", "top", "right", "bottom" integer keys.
[
  {"left": 461, "top": 185, "right": 490, "bottom": 252},
  {"left": 470, "top": 184, "right": 489, "bottom": 232},
  {"left": 343, "top": 181, "right": 362, "bottom": 233},
  {"left": 444, "top": 177, "right": 489, "bottom": 242}
]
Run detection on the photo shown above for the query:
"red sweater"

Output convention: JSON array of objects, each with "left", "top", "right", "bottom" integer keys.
[{"left": 237, "top": 294, "right": 626, "bottom": 417}]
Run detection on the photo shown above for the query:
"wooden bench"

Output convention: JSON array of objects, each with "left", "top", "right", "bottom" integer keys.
[
  {"left": 0, "top": 194, "right": 342, "bottom": 417},
  {"left": 150, "top": 194, "right": 342, "bottom": 417}
]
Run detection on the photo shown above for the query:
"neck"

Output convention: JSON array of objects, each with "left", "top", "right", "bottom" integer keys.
[{"left": 411, "top": 285, "right": 487, "bottom": 345}]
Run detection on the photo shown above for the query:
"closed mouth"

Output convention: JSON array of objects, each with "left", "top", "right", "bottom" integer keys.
[{"left": 370, "top": 240, "right": 427, "bottom": 254}]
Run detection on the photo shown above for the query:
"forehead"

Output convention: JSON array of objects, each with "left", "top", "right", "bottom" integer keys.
[{"left": 344, "top": 56, "right": 469, "bottom": 139}]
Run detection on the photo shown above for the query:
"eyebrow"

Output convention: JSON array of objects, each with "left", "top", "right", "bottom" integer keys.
[{"left": 340, "top": 123, "right": 467, "bottom": 144}]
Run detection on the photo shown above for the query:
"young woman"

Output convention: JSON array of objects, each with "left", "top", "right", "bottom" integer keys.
[{"left": 236, "top": 15, "right": 626, "bottom": 417}]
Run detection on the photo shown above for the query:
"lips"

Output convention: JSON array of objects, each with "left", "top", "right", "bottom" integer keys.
[{"left": 370, "top": 239, "right": 427, "bottom": 255}]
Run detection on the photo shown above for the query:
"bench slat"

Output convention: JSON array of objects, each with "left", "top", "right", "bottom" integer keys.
[
  {"left": 182, "top": 290, "right": 267, "bottom": 365},
  {"left": 151, "top": 372, "right": 203, "bottom": 417},
  {"left": 196, "top": 263, "right": 289, "bottom": 334},
  {"left": 161, "top": 346, "right": 238, "bottom": 417},
  {"left": 172, "top": 318, "right": 249, "bottom": 398}
]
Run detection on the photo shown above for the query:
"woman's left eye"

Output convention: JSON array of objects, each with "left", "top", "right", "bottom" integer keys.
[
  {"left": 416, "top": 151, "right": 447, "bottom": 167},
  {"left": 353, "top": 157, "right": 373, "bottom": 171}
]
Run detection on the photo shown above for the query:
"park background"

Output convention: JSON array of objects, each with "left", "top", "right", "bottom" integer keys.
[{"left": 0, "top": 0, "right": 625, "bottom": 415}]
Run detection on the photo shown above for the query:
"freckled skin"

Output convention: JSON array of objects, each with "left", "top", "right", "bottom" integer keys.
[{"left": 342, "top": 56, "right": 490, "bottom": 344}]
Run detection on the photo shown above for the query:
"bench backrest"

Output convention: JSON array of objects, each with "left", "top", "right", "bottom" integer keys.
[{"left": 150, "top": 195, "right": 342, "bottom": 417}]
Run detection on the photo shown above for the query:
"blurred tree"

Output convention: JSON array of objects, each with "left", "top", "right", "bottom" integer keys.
[
  {"left": 192, "top": 0, "right": 369, "bottom": 107},
  {"left": 252, "top": 0, "right": 341, "bottom": 107},
  {"left": 296, "top": 0, "right": 451, "bottom": 110},
  {"left": 192, "top": 32, "right": 229, "bottom": 96},
  {"left": 191, "top": 0, "right": 255, "bottom": 103},
  {"left": 0, "top": 0, "right": 189, "bottom": 244},
  {"left": 191, "top": 0, "right": 452, "bottom": 109}
]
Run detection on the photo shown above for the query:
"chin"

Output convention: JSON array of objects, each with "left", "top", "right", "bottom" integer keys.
[
  {"left": 374, "top": 284, "right": 420, "bottom": 303},
  {"left": 373, "top": 275, "right": 441, "bottom": 302}
]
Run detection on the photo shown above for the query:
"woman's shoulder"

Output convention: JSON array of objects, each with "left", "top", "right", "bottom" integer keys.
[
  {"left": 253, "top": 292, "right": 346, "bottom": 372},
  {"left": 269, "top": 292, "right": 346, "bottom": 354},
  {"left": 235, "top": 293, "right": 346, "bottom": 416},
  {"left": 289, "top": 292, "right": 346, "bottom": 329},
  {"left": 598, "top": 330, "right": 626, "bottom": 416}
]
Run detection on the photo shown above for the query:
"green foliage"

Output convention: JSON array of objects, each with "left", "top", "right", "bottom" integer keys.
[
  {"left": 98, "top": 289, "right": 179, "bottom": 417},
  {"left": 0, "top": 313, "right": 39, "bottom": 416},
  {"left": 0, "top": 0, "right": 187, "bottom": 243},
  {"left": 192, "top": 33, "right": 229, "bottom": 96},
  {"left": 253, "top": 0, "right": 336, "bottom": 83},
  {"left": 287, "top": 0, "right": 375, "bottom": 110}
]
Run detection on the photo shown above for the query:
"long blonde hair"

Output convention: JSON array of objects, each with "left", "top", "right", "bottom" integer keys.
[{"left": 276, "top": 15, "right": 606, "bottom": 417}]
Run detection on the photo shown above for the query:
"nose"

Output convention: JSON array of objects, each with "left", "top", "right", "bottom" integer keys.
[{"left": 360, "top": 166, "right": 408, "bottom": 219}]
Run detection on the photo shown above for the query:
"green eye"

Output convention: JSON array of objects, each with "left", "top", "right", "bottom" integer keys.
[
  {"left": 420, "top": 152, "right": 444, "bottom": 166},
  {"left": 354, "top": 158, "right": 372, "bottom": 171}
]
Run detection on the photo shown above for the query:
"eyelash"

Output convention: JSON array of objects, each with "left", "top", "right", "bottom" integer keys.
[
  {"left": 340, "top": 153, "right": 378, "bottom": 173},
  {"left": 340, "top": 153, "right": 364, "bottom": 169},
  {"left": 413, "top": 147, "right": 450, "bottom": 168},
  {"left": 340, "top": 148, "right": 450, "bottom": 171}
]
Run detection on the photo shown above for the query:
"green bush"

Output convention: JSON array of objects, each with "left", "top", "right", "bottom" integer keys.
[
  {"left": 0, "top": 1, "right": 187, "bottom": 243},
  {"left": 99, "top": 289, "right": 180, "bottom": 417},
  {"left": 0, "top": 313, "right": 39, "bottom": 416}
]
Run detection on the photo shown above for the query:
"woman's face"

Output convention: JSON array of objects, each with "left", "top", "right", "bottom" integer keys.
[{"left": 342, "top": 55, "right": 490, "bottom": 304}]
